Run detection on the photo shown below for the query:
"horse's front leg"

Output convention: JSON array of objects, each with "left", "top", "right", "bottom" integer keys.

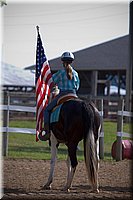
[{"left": 42, "top": 132, "right": 58, "bottom": 190}]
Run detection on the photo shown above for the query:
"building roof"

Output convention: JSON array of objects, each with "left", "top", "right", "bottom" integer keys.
[
  {"left": 24, "top": 35, "right": 129, "bottom": 72},
  {"left": 1, "top": 62, "right": 35, "bottom": 86},
  {"left": 49, "top": 35, "right": 129, "bottom": 71}
]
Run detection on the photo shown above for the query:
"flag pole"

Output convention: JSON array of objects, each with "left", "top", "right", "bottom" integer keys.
[
  {"left": 36, "top": 25, "right": 39, "bottom": 34},
  {"left": 35, "top": 25, "right": 40, "bottom": 142}
]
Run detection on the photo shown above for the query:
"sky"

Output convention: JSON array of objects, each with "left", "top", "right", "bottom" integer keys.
[{"left": 1, "top": 0, "right": 130, "bottom": 68}]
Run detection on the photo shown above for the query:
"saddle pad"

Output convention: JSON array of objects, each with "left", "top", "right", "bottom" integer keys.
[{"left": 50, "top": 104, "right": 62, "bottom": 123}]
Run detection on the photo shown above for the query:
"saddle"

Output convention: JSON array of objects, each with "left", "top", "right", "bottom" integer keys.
[{"left": 57, "top": 93, "right": 78, "bottom": 105}]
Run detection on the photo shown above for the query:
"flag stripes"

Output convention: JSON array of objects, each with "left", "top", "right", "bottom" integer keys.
[{"left": 35, "top": 28, "right": 54, "bottom": 141}]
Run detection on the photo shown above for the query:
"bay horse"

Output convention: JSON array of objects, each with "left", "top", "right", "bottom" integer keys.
[{"left": 42, "top": 93, "right": 101, "bottom": 192}]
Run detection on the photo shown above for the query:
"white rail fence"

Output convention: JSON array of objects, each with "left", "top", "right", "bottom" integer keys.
[
  {"left": 1, "top": 103, "right": 36, "bottom": 156},
  {"left": 2, "top": 94, "right": 132, "bottom": 161},
  {"left": 115, "top": 98, "right": 133, "bottom": 161},
  {"left": 1, "top": 104, "right": 36, "bottom": 134}
]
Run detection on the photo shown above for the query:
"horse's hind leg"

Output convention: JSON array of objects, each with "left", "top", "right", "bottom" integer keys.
[
  {"left": 66, "top": 156, "right": 71, "bottom": 182},
  {"left": 63, "top": 144, "right": 77, "bottom": 192},
  {"left": 63, "top": 156, "right": 73, "bottom": 192},
  {"left": 42, "top": 133, "right": 58, "bottom": 190}
]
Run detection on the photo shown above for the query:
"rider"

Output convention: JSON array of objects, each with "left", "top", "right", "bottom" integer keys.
[{"left": 39, "top": 51, "right": 80, "bottom": 141}]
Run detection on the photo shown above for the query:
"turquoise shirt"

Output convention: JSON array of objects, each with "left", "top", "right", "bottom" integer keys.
[{"left": 52, "top": 68, "right": 80, "bottom": 91}]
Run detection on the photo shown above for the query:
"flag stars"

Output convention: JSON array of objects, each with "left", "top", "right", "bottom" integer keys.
[{"left": 36, "top": 34, "right": 47, "bottom": 84}]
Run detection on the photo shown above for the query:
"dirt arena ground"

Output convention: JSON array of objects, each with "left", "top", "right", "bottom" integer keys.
[{"left": 2, "top": 158, "right": 133, "bottom": 199}]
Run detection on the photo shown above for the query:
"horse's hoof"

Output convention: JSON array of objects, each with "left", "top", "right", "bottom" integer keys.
[
  {"left": 90, "top": 188, "right": 99, "bottom": 193},
  {"left": 66, "top": 188, "right": 70, "bottom": 193},
  {"left": 96, "top": 189, "right": 99, "bottom": 193},
  {"left": 41, "top": 184, "right": 51, "bottom": 190},
  {"left": 62, "top": 187, "right": 70, "bottom": 192}
]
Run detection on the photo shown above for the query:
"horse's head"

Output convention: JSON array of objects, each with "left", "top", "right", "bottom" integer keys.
[{"left": 49, "top": 85, "right": 60, "bottom": 103}]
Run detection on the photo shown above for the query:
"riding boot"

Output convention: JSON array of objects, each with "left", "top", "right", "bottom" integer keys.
[{"left": 38, "top": 124, "right": 51, "bottom": 141}]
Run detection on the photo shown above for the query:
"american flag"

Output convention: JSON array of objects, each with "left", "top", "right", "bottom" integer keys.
[{"left": 35, "top": 27, "right": 54, "bottom": 141}]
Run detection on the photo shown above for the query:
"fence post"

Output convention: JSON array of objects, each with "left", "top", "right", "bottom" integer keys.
[
  {"left": 2, "top": 92, "right": 10, "bottom": 156},
  {"left": 99, "top": 99, "right": 104, "bottom": 159},
  {"left": 116, "top": 97, "right": 124, "bottom": 161}
]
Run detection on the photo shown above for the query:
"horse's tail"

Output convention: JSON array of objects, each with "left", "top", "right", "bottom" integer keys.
[{"left": 82, "top": 102, "right": 98, "bottom": 191}]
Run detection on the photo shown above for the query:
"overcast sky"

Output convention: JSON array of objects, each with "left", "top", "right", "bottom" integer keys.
[{"left": 2, "top": 0, "right": 130, "bottom": 68}]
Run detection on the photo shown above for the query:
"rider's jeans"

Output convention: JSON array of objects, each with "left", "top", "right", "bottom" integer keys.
[{"left": 44, "top": 90, "right": 76, "bottom": 130}]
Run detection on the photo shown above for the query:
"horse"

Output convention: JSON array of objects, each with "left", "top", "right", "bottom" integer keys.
[{"left": 42, "top": 90, "right": 101, "bottom": 193}]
